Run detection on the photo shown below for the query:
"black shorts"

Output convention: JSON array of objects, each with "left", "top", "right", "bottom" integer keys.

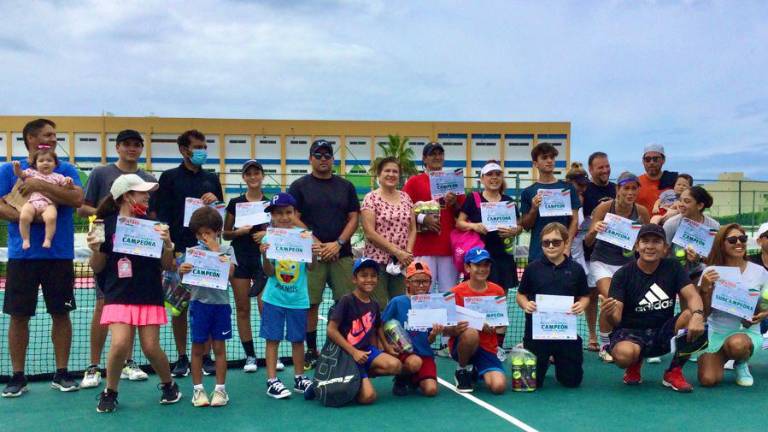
[
  {"left": 609, "top": 314, "right": 678, "bottom": 358},
  {"left": 523, "top": 336, "right": 584, "bottom": 388},
  {"left": 3, "top": 259, "right": 76, "bottom": 317},
  {"left": 489, "top": 253, "right": 518, "bottom": 292},
  {"left": 232, "top": 255, "right": 263, "bottom": 280}
]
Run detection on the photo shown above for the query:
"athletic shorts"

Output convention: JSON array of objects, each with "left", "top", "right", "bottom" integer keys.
[
  {"left": 417, "top": 256, "right": 458, "bottom": 294},
  {"left": 232, "top": 254, "right": 263, "bottom": 280},
  {"left": 308, "top": 257, "right": 355, "bottom": 305},
  {"left": 450, "top": 335, "right": 504, "bottom": 377},
  {"left": 189, "top": 300, "right": 232, "bottom": 344},
  {"left": 489, "top": 253, "right": 518, "bottom": 292},
  {"left": 2, "top": 259, "right": 75, "bottom": 317},
  {"left": 609, "top": 314, "right": 678, "bottom": 358},
  {"left": 259, "top": 301, "right": 307, "bottom": 343},
  {"left": 398, "top": 353, "right": 437, "bottom": 384},
  {"left": 359, "top": 345, "right": 383, "bottom": 379},
  {"left": 588, "top": 261, "right": 622, "bottom": 287},
  {"left": 371, "top": 269, "right": 405, "bottom": 310}
]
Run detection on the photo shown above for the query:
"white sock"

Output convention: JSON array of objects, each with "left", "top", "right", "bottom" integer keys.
[
  {"left": 194, "top": 384, "right": 204, "bottom": 391},
  {"left": 599, "top": 332, "right": 611, "bottom": 347},
  {"left": 456, "top": 364, "right": 473, "bottom": 372},
  {"left": 214, "top": 384, "right": 225, "bottom": 392}
]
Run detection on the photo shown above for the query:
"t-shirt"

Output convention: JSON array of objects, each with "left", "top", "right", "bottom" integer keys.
[
  {"left": 0, "top": 160, "right": 83, "bottom": 259},
  {"left": 331, "top": 293, "right": 381, "bottom": 350},
  {"left": 261, "top": 229, "right": 310, "bottom": 309},
  {"left": 402, "top": 172, "right": 466, "bottom": 257},
  {"left": 361, "top": 190, "right": 414, "bottom": 265},
  {"left": 663, "top": 214, "right": 720, "bottom": 278},
  {"left": 519, "top": 181, "right": 580, "bottom": 261},
  {"left": 699, "top": 262, "right": 768, "bottom": 335},
  {"left": 288, "top": 174, "right": 360, "bottom": 258},
  {"left": 225, "top": 194, "right": 269, "bottom": 261},
  {"left": 186, "top": 245, "right": 234, "bottom": 305},
  {"left": 749, "top": 253, "right": 768, "bottom": 271},
  {"left": 518, "top": 255, "right": 590, "bottom": 340},
  {"left": 99, "top": 214, "right": 164, "bottom": 306},
  {"left": 381, "top": 295, "right": 434, "bottom": 357},
  {"left": 459, "top": 191, "right": 517, "bottom": 259},
  {"left": 449, "top": 281, "right": 505, "bottom": 354},
  {"left": 84, "top": 164, "right": 156, "bottom": 207},
  {"left": 150, "top": 164, "right": 224, "bottom": 253},
  {"left": 571, "top": 208, "right": 589, "bottom": 274},
  {"left": 636, "top": 171, "right": 678, "bottom": 215},
  {"left": 582, "top": 181, "right": 616, "bottom": 218},
  {"left": 609, "top": 258, "right": 689, "bottom": 330}
]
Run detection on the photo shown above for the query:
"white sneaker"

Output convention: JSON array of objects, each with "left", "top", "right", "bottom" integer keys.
[
  {"left": 276, "top": 360, "right": 285, "bottom": 371},
  {"left": 210, "top": 389, "right": 229, "bottom": 406},
  {"left": 734, "top": 362, "right": 754, "bottom": 387},
  {"left": 243, "top": 356, "right": 258, "bottom": 373},
  {"left": 646, "top": 356, "right": 662, "bottom": 364},
  {"left": 81, "top": 365, "right": 101, "bottom": 389},
  {"left": 192, "top": 387, "right": 210, "bottom": 407},
  {"left": 724, "top": 360, "right": 735, "bottom": 370},
  {"left": 121, "top": 360, "right": 149, "bottom": 381},
  {"left": 599, "top": 346, "right": 614, "bottom": 363},
  {"left": 266, "top": 378, "right": 291, "bottom": 399}
]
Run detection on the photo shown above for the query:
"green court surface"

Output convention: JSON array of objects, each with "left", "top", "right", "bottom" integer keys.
[{"left": 3, "top": 351, "right": 768, "bottom": 432}]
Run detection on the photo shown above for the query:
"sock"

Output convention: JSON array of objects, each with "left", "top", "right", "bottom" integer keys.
[
  {"left": 456, "top": 364, "right": 473, "bottom": 372},
  {"left": 667, "top": 353, "right": 689, "bottom": 371},
  {"left": 599, "top": 332, "right": 611, "bottom": 348},
  {"left": 194, "top": 384, "right": 204, "bottom": 391},
  {"left": 307, "top": 331, "right": 317, "bottom": 351},
  {"left": 12, "top": 371, "right": 24, "bottom": 380},
  {"left": 295, "top": 374, "right": 303, "bottom": 380},
  {"left": 56, "top": 368, "right": 67, "bottom": 375},
  {"left": 214, "top": 384, "right": 225, "bottom": 392},
  {"left": 242, "top": 340, "right": 256, "bottom": 358},
  {"left": 496, "top": 333, "right": 506, "bottom": 348}
]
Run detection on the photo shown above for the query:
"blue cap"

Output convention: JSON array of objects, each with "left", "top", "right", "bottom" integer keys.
[
  {"left": 352, "top": 257, "right": 379, "bottom": 274},
  {"left": 265, "top": 192, "right": 297, "bottom": 212},
  {"left": 464, "top": 247, "right": 493, "bottom": 264}
]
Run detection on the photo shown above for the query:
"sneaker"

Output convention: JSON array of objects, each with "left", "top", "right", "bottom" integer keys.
[
  {"left": 96, "top": 389, "right": 118, "bottom": 413},
  {"left": 121, "top": 360, "right": 148, "bottom": 381},
  {"left": 436, "top": 346, "right": 451, "bottom": 358},
  {"left": 172, "top": 355, "right": 190, "bottom": 378},
  {"left": 599, "top": 346, "right": 614, "bottom": 363},
  {"left": 496, "top": 347, "right": 508, "bottom": 362},
  {"left": 623, "top": 361, "right": 642, "bottom": 385},
  {"left": 210, "top": 389, "right": 229, "bottom": 407},
  {"left": 276, "top": 360, "right": 286, "bottom": 372},
  {"left": 243, "top": 356, "right": 258, "bottom": 373},
  {"left": 646, "top": 356, "right": 661, "bottom": 364},
  {"left": 304, "top": 349, "right": 318, "bottom": 371},
  {"left": 192, "top": 387, "right": 210, "bottom": 407},
  {"left": 392, "top": 376, "right": 409, "bottom": 396},
  {"left": 454, "top": 368, "right": 473, "bottom": 393},
  {"left": 294, "top": 375, "right": 312, "bottom": 393},
  {"left": 662, "top": 366, "right": 693, "bottom": 393},
  {"left": 202, "top": 355, "right": 216, "bottom": 376},
  {"left": 267, "top": 378, "right": 291, "bottom": 399},
  {"left": 159, "top": 382, "right": 182, "bottom": 404},
  {"left": 724, "top": 360, "right": 735, "bottom": 370},
  {"left": 51, "top": 370, "right": 79, "bottom": 392},
  {"left": 1, "top": 374, "right": 28, "bottom": 398},
  {"left": 734, "top": 361, "right": 754, "bottom": 387},
  {"left": 81, "top": 365, "right": 102, "bottom": 389},
  {"left": 303, "top": 382, "right": 316, "bottom": 400}
]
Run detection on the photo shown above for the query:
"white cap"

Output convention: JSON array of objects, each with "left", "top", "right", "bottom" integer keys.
[
  {"left": 110, "top": 174, "right": 158, "bottom": 199},
  {"left": 480, "top": 162, "right": 503, "bottom": 176},
  {"left": 758, "top": 222, "right": 768, "bottom": 238},
  {"left": 643, "top": 143, "right": 665, "bottom": 157}
]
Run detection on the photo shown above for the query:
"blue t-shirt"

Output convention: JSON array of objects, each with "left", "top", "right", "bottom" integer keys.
[
  {"left": 261, "top": 231, "right": 309, "bottom": 309},
  {"left": 0, "top": 160, "right": 82, "bottom": 259},
  {"left": 381, "top": 295, "right": 434, "bottom": 357},
  {"left": 520, "top": 181, "right": 580, "bottom": 261}
]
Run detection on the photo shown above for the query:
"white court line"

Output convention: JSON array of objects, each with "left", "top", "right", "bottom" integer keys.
[{"left": 436, "top": 377, "right": 539, "bottom": 432}]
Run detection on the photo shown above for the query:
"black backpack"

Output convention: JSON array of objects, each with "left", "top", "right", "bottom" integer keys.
[{"left": 312, "top": 339, "right": 361, "bottom": 407}]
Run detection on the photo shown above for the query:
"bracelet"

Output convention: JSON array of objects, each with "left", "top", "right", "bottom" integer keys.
[{"left": 691, "top": 309, "right": 704, "bottom": 316}]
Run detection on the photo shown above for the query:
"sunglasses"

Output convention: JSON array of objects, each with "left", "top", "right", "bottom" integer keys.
[
  {"left": 725, "top": 235, "right": 748, "bottom": 245},
  {"left": 312, "top": 152, "right": 333, "bottom": 160},
  {"left": 643, "top": 156, "right": 663, "bottom": 163},
  {"left": 542, "top": 239, "right": 564, "bottom": 248}
]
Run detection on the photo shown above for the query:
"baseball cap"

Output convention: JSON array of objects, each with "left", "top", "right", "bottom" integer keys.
[
  {"left": 464, "top": 247, "right": 494, "bottom": 264},
  {"left": 110, "top": 174, "right": 158, "bottom": 199},
  {"left": 757, "top": 222, "right": 768, "bottom": 238},
  {"left": 241, "top": 159, "right": 263, "bottom": 173},
  {"left": 116, "top": 129, "right": 144, "bottom": 144},
  {"left": 643, "top": 143, "right": 665, "bottom": 157},
  {"left": 309, "top": 139, "right": 333, "bottom": 155},
  {"left": 480, "top": 162, "right": 503, "bottom": 176},
  {"left": 636, "top": 224, "right": 667, "bottom": 243},
  {"left": 405, "top": 261, "right": 433, "bottom": 279},
  {"left": 264, "top": 192, "right": 297, "bottom": 212},
  {"left": 352, "top": 257, "right": 380, "bottom": 274},
  {"left": 617, "top": 171, "right": 640, "bottom": 186},
  {"left": 422, "top": 142, "right": 444, "bottom": 157}
]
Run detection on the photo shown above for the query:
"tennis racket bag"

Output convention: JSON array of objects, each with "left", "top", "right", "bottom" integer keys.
[{"left": 312, "top": 339, "right": 361, "bottom": 407}]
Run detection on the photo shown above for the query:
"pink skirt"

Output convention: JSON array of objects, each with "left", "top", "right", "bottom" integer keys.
[{"left": 101, "top": 304, "right": 168, "bottom": 326}]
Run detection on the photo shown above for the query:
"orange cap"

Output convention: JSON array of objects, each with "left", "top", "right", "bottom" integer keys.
[{"left": 406, "top": 261, "right": 432, "bottom": 279}]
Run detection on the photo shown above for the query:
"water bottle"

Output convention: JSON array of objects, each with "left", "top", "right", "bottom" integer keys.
[
  {"left": 383, "top": 320, "right": 413, "bottom": 353},
  {"left": 759, "top": 283, "right": 768, "bottom": 311},
  {"left": 503, "top": 237, "right": 515, "bottom": 255}
]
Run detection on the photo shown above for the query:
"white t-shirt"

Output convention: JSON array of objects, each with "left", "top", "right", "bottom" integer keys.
[
  {"left": 570, "top": 208, "right": 589, "bottom": 275},
  {"left": 700, "top": 262, "right": 768, "bottom": 332}
]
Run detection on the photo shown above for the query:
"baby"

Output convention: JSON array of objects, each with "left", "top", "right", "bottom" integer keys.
[
  {"left": 12, "top": 149, "right": 73, "bottom": 249},
  {"left": 651, "top": 173, "right": 692, "bottom": 224}
]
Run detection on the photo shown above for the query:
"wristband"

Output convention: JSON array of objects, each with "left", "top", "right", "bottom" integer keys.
[
  {"left": 417, "top": 213, "right": 426, "bottom": 224},
  {"left": 691, "top": 309, "right": 704, "bottom": 316}
]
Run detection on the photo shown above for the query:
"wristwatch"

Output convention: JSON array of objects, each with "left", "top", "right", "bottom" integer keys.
[
  {"left": 336, "top": 239, "right": 346, "bottom": 247},
  {"left": 691, "top": 309, "right": 704, "bottom": 317}
]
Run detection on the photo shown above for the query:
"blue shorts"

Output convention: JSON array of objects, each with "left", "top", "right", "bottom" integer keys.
[
  {"left": 450, "top": 336, "right": 504, "bottom": 378},
  {"left": 358, "top": 345, "right": 383, "bottom": 379},
  {"left": 259, "top": 302, "right": 308, "bottom": 343},
  {"left": 189, "top": 300, "right": 232, "bottom": 344}
]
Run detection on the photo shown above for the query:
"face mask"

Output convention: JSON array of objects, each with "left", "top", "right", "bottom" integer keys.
[
  {"left": 190, "top": 149, "right": 207, "bottom": 166},
  {"left": 131, "top": 201, "right": 149, "bottom": 217}
]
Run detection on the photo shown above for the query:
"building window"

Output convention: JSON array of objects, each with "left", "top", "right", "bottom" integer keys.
[
  {"left": 507, "top": 142, "right": 528, "bottom": 147},
  {"left": 259, "top": 140, "right": 277, "bottom": 145},
  {"left": 229, "top": 139, "right": 247, "bottom": 144},
  {"left": 290, "top": 140, "right": 307, "bottom": 145}
]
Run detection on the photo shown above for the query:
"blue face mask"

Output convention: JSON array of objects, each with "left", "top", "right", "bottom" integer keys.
[{"left": 190, "top": 149, "right": 207, "bottom": 166}]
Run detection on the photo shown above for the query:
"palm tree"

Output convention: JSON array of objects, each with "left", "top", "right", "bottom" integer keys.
[{"left": 371, "top": 134, "right": 418, "bottom": 186}]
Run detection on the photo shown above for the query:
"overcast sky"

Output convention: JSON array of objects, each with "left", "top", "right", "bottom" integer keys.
[{"left": 1, "top": 0, "right": 767, "bottom": 180}]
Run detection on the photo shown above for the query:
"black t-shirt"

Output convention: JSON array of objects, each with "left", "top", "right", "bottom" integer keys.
[
  {"left": 99, "top": 214, "right": 164, "bottom": 306},
  {"left": 609, "top": 258, "right": 689, "bottom": 330},
  {"left": 226, "top": 194, "right": 270, "bottom": 260},
  {"left": 330, "top": 293, "right": 381, "bottom": 350},
  {"left": 582, "top": 181, "right": 616, "bottom": 218},
  {"left": 749, "top": 254, "right": 768, "bottom": 271},
  {"left": 460, "top": 191, "right": 517, "bottom": 258},
  {"left": 518, "top": 256, "right": 589, "bottom": 339},
  {"left": 288, "top": 174, "right": 360, "bottom": 257}
]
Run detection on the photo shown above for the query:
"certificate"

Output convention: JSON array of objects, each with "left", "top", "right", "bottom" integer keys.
[
  {"left": 428, "top": 170, "right": 465, "bottom": 199},
  {"left": 532, "top": 294, "right": 577, "bottom": 340},
  {"left": 710, "top": 266, "right": 760, "bottom": 320},
  {"left": 181, "top": 248, "right": 230, "bottom": 290},
  {"left": 464, "top": 295, "right": 509, "bottom": 327},
  {"left": 538, "top": 189, "right": 573, "bottom": 217},
  {"left": 113, "top": 217, "right": 164, "bottom": 258},
  {"left": 455, "top": 305, "right": 485, "bottom": 330},
  {"left": 672, "top": 218, "right": 716, "bottom": 257},
  {"left": 481, "top": 201, "right": 517, "bottom": 232},
  {"left": 407, "top": 308, "right": 448, "bottom": 331},
  {"left": 411, "top": 293, "right": 458, "bottom": 325},
  {"left": 265, "top": 227, "right": 314, "bottom": 263},
  {"left": 183, "top": 198, "right": 227, "bottom": 227},
  {"left": 234, "top": 201, "right": 270, "bottom": 228},
  {"left": 596, "top": 213, "right": 641, "bottom": 250}
]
